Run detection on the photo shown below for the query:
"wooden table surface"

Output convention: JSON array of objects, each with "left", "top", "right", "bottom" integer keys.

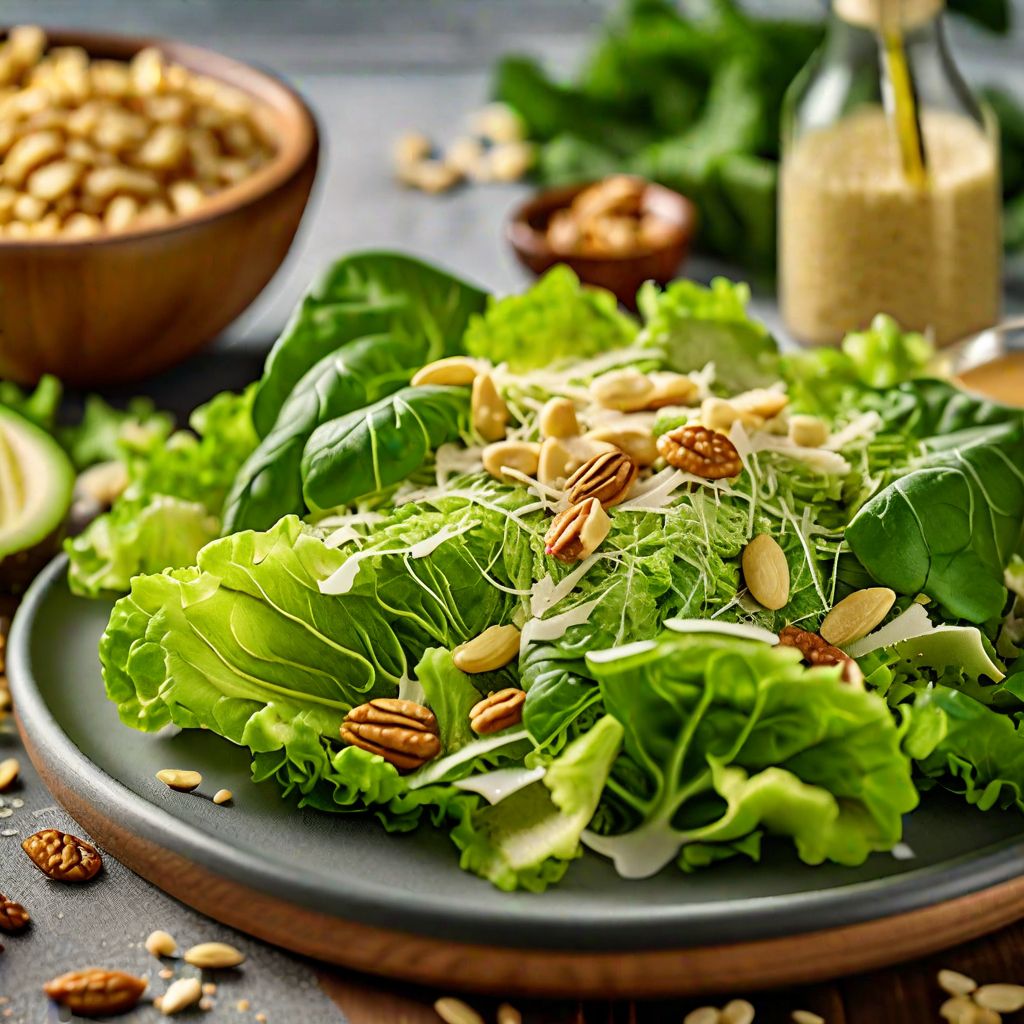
[{"left": 3, "top": 3, "right": 1024, "bottom": 1021}]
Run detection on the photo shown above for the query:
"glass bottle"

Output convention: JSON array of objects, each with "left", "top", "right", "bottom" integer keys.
[{"left": 779, "top": 0, "right": 1001, "bottom": 347}]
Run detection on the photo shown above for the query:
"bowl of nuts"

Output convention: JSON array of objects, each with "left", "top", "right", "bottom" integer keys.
[
  {"left": 0, "top": 26, "right": 318, "bottom": 386},
  {"left": 507, "top": 175, "right": 697, "bottom": 309}
]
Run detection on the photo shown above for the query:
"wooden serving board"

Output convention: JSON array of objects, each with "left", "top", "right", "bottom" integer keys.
[{"left": 10, "top": 557, "right": 1024, "bottom": 998}]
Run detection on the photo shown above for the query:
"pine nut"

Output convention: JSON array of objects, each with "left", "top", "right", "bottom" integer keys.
[
  {"left": 452, "top": 624, "right": 521, "bottom": 674},
  {"left": 212, "top": 789, "right": 233, "bottom": 805},
  {"left": 26, "top": 159, "right": 82, "bottom": 202},
  {"left": 975, "top": 984, "right": 1024, "bottom": 1013},
  {"left": 538, "top": 396, "right": 579, "bottom": 438},
  {"left": 701, "top": 397, "right": 739, "bottom": 431},
  {"left": 482, "top": 440, "right": 541, "bottom": 482},
  {"left": 722, "top": 999, "right": 756, "bottom": 1024},
  {"left": 411, "top": 356, "right": 482, "bottom": 388},
  {"left": 433, "top": 996, "right": 485, "bottom": 1024},
  {"left": 683, "top": 1008, "right": 720, "bottom": 1024},
  {"left": 156, "top": 769, "right": 202, "bottom": 792},
  {"left": 182, "top": 941, "right": 245, "bottom": 969},
  {"left": 471, "top": 373, "right": 508, "bottom": 442},
  {"left": 586, "top": 425, "right": 659, "bottom": 466},
  {"left": 938, "top": 969, "right": 978, "bottom": 996},
  {"left": 160, "top": 977, "right": 202, "bottom": 1016},
  {"left": 496, "top": 1004, "right": 522, "bottom": 1024},
  {"left": 791, "top": 1013, "right": 825, "bottom": 1024},
  {"left": 145, "top": 929, "right": 177, "bottom": 957},
  {"left": 591, "top": 368, "right": 655, "bottom": 412},
  {"left": 0, "top": 757, "right": 19, "bottom": 792}
]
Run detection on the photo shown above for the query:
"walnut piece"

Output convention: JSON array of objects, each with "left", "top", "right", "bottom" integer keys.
[
  {"left": 22, "top": 829, "right": 102, "bottom": 882},
  {"left": 656, "top": 425, "right": 742, "bottom": 479},
  {"left": 565, "top": 450, "right": 637, "bottom": 508},
  {"left": 341, "top": 698, "right": 441, "bottom": 772},
  {"left": 470, "top": 688, "right": 526, "bottom": 735},
  {"left": 544, "top": 497, "right": 611, "bottom": 564},
  {"left": 0, "top": 894, "right": 29, "bottom": 933},
  {"left": 778, "top": 625, "right": 864, "bottom": 686}
]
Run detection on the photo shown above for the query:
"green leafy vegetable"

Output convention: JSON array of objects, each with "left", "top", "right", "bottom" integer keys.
[
  {"left": 840, "top": 315, "right": 933, "bottom": 390},
  {"left": 59, "top": 395, "right": 173, "bottom": 471},
  {"left": 0, "top": 374, "right": 62, "bottom": 432},
  {"left": 463, "top": 266, "right": 637, "bottom": 372},
  {"left": 223, "top": 333, "right": 420, "bottom": 532},
  {"left": 585, "top": 633, "right": 917, "bottom": 872},
  {"left": 449, "top": 715, "right": 623, "bottom": 891},
  {"left": 638, "top": 277, "right": 779, "bottom": 391},
  {"left": 252, "top": 252, "right": 488, "bottom": 436},
  {"left": 301, "top": 386, "right": 470, "bottom": 512}
]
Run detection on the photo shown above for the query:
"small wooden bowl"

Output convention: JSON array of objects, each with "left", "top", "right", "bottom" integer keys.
[
  {"left": 0, "top": 30, "right": 319, "bottom": 387},
  {"left": 507, "top": 180, "right": 697, "bottom": 309}
]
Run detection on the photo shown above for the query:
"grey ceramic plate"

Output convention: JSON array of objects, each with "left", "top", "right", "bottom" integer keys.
[{"left": 10, "top": 555, "right": 1024, "bottom": 956}]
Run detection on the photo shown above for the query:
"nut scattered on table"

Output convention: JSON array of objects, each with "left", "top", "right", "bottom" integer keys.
[
  {"left": 0, "top": 894, "right": 30, "bottom": 933},
  {"left": 183, "top": 940, "right": 246, "bottom": 969},
  {"left": 159, "top": 976, "right": 202, "bottom": 1016},
  {"left": 22, "top": 828, "right": 102, "bottom": 882},
  {"left": 496, "top": 1003, "right": 523, "bottom": 1024},
  {"left": 0, "top": 26, "right": 278, "bottom": 239},
  {"left": 434, "top": 996, "right": 485, "bottom": 1024},
  {"left": 341, "top": 698, "right": 441, "bottom": 772},
  {"left": 145, "top": 929, "right": 177, "bottom": 958},
  {"left": 0, "top": 757, "right": 18, "bottom": 792},
  {"left": 657, "top": 424, "right": 743, "bottom": 480},
  {"left": 212, "top": 788, "right": 233, "bottom": 805},
  {"left": 43, "top": 967, "right": 147, "bottom": 1018},
  {"left": 469, "top": 689, "right": 526, "bottom": 735},
  {"left": 156, "top": 768, "right": 203, "bottom": 792}
]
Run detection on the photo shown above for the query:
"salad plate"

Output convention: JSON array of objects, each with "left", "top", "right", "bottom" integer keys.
[{"left": 8, "top": 252, "right": 1024, "bottom": 996}]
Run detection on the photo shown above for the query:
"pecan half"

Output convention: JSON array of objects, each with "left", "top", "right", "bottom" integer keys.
[
  {"left": 341, "top": 698, "right": 441, "bottom": 772},
  {"left": 657, "top": 424, "right": 742, "bottom": 479},
  {"left": 778, "top": 625, "right": 863, "bottom": 686},
  {"left": 22, "top": 829, "right": 102, "bottom": 882},
  {"left": 470, "top": 688, "right": 526, "bottom": 735},
  {"left": 0, "top": 895, "right": 29, "bottom": 933},
  {"left": 43, "top": 968, "right": 147, "bottom": 1017},
  {"left": 565, "top": 450, "right": 638, "bottom": 508},
  {"left": 544, "top": 497, "right": 611, "bottom": 564}
]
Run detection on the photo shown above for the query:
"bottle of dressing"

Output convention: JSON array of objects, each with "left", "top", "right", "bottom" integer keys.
[{"left": 779, "top": 0, "right": 1001, "bottom": 347}]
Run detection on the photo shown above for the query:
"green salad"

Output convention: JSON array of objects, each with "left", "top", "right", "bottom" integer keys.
[{"left": 56, "top": 252, "right": 1024, "bottom": 891}]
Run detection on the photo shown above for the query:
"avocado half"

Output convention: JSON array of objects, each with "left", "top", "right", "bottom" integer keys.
[{"left": 0, "top": 406, "right": 75, "bottom": 593}]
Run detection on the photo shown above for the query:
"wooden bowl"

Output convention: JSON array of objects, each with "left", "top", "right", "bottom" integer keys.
[
  {"left": 0, "top": 30, "right": 319, "bottom": 387},
  {"left": 507, "top": 180, "right": 697, "bottom": 309}
]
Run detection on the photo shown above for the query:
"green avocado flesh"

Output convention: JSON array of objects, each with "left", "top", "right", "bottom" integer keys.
[{"left": 0, "top": 406, "right": 74, "bottom": 589}]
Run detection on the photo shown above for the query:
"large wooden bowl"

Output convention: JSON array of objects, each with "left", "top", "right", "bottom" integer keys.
[{"left": 0, "top": 30, "right": 319, "bottom": 387}]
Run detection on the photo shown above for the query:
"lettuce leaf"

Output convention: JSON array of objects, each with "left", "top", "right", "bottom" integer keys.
[
  {"left": 583, "top": 632, "right": 917, "bottom": 875},
  {"left": 66, "top": 387, "right": 258, "bottom": 596},
  {"left": 841, "top": 314, "right": 933, "bottom": 390},
  {"left": 637, "top": 276, "right": 779, "bottom": 391},
  {"left": 59, "top": 394, "right": 173, "bottom": 470},
  {"left": 463, "top": 265, "right": 637, "bottom": 372},
  {"left": 448, "top": 715, "right": 623, "bottom": 891}
]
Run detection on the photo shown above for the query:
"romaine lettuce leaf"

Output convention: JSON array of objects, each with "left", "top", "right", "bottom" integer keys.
[
  {"left": 637, "top": 276, "right": 779, "bottom": 391},
  {"left": 463, "top": 265, "right": 637, "bottom": 372},
  {"left": 583, "top": 632, "right": 917, "bottom": 875}
]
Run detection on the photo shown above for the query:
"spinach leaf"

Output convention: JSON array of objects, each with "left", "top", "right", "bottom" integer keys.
[
  {"left": 222, "top": 333, "right": 418, "bottom": 533},
  {"left": 847, "top": 421, "right": 1024, "bottom": 623},
  {"left": 301, "top": 386, "right": 469, "bottom": 512},
  {"left": 252, "top": 252, "right": 488, "bottom": 436}
]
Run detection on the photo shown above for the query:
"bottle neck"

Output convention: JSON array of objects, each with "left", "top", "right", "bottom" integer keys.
[{"left": 834, "top": 0, "right": 944, "bottom": 32}]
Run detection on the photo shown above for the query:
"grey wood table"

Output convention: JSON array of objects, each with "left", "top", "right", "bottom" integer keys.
[{"left": 3, "top": 3, "right": 1024, "bottom": 1022}]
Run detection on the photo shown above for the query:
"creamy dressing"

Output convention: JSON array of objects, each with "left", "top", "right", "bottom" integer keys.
[
  {"left": 453, "top": 765, "right": 547, "bottom": 804},
  {"left": 956, "top": 352, "right": 1024, "bottom": 407}
]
